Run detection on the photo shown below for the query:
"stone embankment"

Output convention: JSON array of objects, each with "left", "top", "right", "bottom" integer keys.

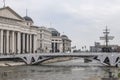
[
  {"left": 42, "top": 57, "right": 73, "bottom": 64},
  {"left": 0, "top": 61, "right": 25, "bottom": 67},
  {"left": 0, "top": 57, "right": 73, "bottom": 66},
  {"left": 87, "top": 76, "right": 101, "bottom": 80},
  {"left": 87, "top": 76, "right": 120, "bottom": 80}
]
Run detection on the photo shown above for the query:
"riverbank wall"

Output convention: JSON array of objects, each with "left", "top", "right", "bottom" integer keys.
[
  {"left": 0, "top": 61, "right": 25, "bottom": 67},
  {"left": 42, "top": 57, "right": 73, "bottom": 64},
  {"left": 0, "top": 57, "right": 73, "bottom": 67}
]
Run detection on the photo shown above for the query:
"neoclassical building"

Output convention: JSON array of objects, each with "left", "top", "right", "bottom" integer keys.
[
  {"left": 48, "top": 28, "right": 63, "bottom": 53},
  {"left": 61, "top": 35, "right": 71, "bottom": 52},
  {"left": 36, "top": 26, "right": 52, "bottom": 53},
  {"left": 48, "top": 28, "right": 72, "bottom": 53},
  {"left": 0, "top": 6, "right": 37, "bottom": 54},
  {"left": 0, "top": 6, "right": 71, "bottom": 54}
]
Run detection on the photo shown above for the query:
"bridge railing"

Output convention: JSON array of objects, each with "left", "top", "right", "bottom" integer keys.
[{"left": 0, "top": 52, "right": 120, "bottom": 57}]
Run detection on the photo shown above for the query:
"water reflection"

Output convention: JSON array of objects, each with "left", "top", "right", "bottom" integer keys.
[{"left": 0, "top": 65, "right": 119, "bottom": 80}]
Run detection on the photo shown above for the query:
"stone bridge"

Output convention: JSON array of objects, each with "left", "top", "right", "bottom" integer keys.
[{"left": 0, "top": 52, "right": 120, "bottom": 67}]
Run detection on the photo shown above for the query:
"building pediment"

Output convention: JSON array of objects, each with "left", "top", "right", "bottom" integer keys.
[{"left": 0, "top": 6, "right": 24, "bottom": 21}]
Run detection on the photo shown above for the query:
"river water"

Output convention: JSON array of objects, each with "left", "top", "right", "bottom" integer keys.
[{"left": 0, "top": 58, "right": 120, "bottom": 80}]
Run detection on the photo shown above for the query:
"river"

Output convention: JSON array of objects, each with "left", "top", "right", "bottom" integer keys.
[{"left": 0, "top": 58, "right": 119, "bottom": 80}]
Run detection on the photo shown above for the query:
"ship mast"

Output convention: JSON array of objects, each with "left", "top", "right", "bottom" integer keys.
[{"left": 100, "top": 26, "right": 114, "bottom": 47}]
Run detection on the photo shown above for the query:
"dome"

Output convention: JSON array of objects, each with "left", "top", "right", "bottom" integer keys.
[
  {"left": 61, "top": 35, "right": 68, "bottom": 38},
  {"left": 48, "top": 28, "right": 60, "bottom": 36},
  {"left": 61, "top": 35, "right": 68, "bottom": 39},
  {"left": 23, "top": 16, "right": 33, "bottom": 22},
  {"left": 48, "top": 28, "right": 58, "bottom": 32}
]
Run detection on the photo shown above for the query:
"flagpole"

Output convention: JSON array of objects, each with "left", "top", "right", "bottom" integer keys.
[{"left": 3, "top": 0, "right": 5, "bottom": 7}]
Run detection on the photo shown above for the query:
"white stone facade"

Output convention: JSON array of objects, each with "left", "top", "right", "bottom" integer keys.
[
  {"left": 48, "top": 28, "right": 71, "bottom": 53},
  {"left": 51, "top": 36, "right": 63, "bottom": 53},
  {"left": 61, "top": 35, "right": 71, "bottom": 52},
  {"left": 0, "top": 7, "right": 37, "bottom": 54},
  {"left": 0, "top": 6, "right": 72, "bottom": 54},
  {"left": 36, "top": 26, "right": 51, "bottom": 53}
]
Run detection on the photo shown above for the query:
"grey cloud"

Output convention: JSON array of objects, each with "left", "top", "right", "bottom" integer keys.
[{"left": 1, "top": 0, "right": 120, "bottom": 49}]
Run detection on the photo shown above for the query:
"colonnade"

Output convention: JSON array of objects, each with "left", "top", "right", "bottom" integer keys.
[
  {"left": 52, "top": 42, "right": 62, "bottom": 53},
  {"left": 0, "top": 29, "right": 36, "bottom": 55}
]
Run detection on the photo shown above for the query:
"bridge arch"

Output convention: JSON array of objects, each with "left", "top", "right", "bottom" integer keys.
[
  {"left": 95, "top": 55, "right": 120, "bottom": 67},
  {"left": 17, "top": 55, "right": 56, "bottom": 65},
  {"left": 103, "top": 57, "right": 110, "bottom": 65}
]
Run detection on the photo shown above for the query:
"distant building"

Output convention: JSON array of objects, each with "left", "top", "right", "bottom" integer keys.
[
  {"left": 48, "top": 28, "right": 72, "bottom": 53},
  {"left": 48, "top": 28, "right": 63, "bottom": 53},
  {"left": 90, "top": 42, "right": 120, "bottom": 52},
  {"left": 36, "top": 26, "right": 52, "bottom": 53},
  {"left": 61, "top": 35, "right": 71, "bottom": 52},
  {"left": 90, "top": 42, "right": 102, "bottom": 52}
]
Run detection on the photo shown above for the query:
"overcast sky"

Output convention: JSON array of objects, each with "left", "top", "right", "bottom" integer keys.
[{"left": 0, "top": 0, "right": 120, "bottom": 50}]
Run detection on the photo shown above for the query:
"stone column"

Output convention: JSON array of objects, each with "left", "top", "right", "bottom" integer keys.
[
  {"left": 0, "top": 30, "right": 3, "bottom": 54},
  {"left": 59, "top": 42, "right": 62, "bottom": 53},
  {"left": 54, "top": 43, "right": 55, "bottom": 53},
  {"left": 35, "top": 35, "right": 37, "bottom": 53},
  {"left": 12, "top": 31, "right": 15, "bottom": 54},
  {"left": 22, "top": 33, "right": 25, "bottom": 53},
  {"left": 6, "top": 30, "right": 9, "bottom": 54},
  {"left": 17, "top": 32, "right": 21, "bottom": 54},
  {"left": 31, "top": 34, "right": 33, "bottom": 53},
  {"left": 29, "top": 34, "right": 32, "bottom": 53},
  {"left": 27, "top": 34, "right": 29, "bottom": 53},
  {"left": 33, "top": 34, "right": 37, "bottom": 53},
  {"left": 14, "top": 32, "right": 17, "bottom": 53}
]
